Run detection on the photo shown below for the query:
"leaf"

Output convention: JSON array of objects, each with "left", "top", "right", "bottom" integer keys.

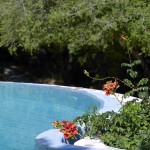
[
  {"left": 124, "top": 91, "right": 135, "bottom": 98},
  {"left": 127, "top": 69, "right": 138, "bottom": 78},
  {"left": 132, "top": 60, "right": 141, "bottom": 66},
  {"left": 136, "top": 86, "right": 149, "bottom": 92},
  {"left": 138, "top": 90, "right": 149, "bottom": 99},
  {"left": 121, "top": 63, "right": 131, "bottom": 68},
  {"left": 137, "top": 78, "right": 149, "bottom": 86},
  {"left": 123, "top": 79, "right": 134, "bottom": 87}
]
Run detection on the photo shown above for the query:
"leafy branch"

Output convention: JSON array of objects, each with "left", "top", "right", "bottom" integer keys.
[
  {"left": 84, "top": 70, "right": 134, "bottom": 89},
  {"left": 84, "top": 58, "right": 149, "bottom": 100}
]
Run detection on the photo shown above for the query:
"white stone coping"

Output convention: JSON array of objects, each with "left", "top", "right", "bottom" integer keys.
[{"left": 74, "top": 137, "right": 124, "bottom": 150}]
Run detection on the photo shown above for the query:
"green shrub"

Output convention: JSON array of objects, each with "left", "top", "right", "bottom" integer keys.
[{"left": 75, "top": 100, "right": 150, "bottom": 149}]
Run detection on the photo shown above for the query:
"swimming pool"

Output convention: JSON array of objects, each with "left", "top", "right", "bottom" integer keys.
[{"left": 0, "top": 82, "right": 103, "bottom": 150}]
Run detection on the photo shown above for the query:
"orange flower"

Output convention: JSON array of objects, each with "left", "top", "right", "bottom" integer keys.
[
  {"left": 61, "top": 121, "right": 67, "bottom": 127},
  {"left": 52, "top": 120, "right": 60, "bottom": 128},
  {"left": 103, "top": 81, "right": 119, "bottom": 96},
  {"left": 52, "top": 120, "right": 78, "bottom": 139},
  {"left": 105, "top": 90, "right": 113, "bottom": 96},
  {"left": 71, "top": 128, "right": 78, "bottom": 135},
  {"left": 60, "top": 129, "right": 65, "bottom": 133},
  {"left": 65, "top": 122, "right": 77, "bottom": 132},
  {"left": 64, "top": 132, "right": 71, "bottom": 139}
]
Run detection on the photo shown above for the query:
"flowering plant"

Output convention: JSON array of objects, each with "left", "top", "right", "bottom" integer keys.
[
  {"left": 52, "top": 120, "right": 78, "bottom": 139},
  {"left": 74, "top": 34, "right": 150, "bottom": 150},
  {"left": 76, "top": 60, "right": 149, "bottom": 149},
  {"left": 103, "top": 80, "right": 119, "bottom": 96}
]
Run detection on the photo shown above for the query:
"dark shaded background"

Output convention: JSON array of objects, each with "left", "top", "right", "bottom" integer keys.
[{"left": 0, "top": 47, "right": 149, "bottom": 94}]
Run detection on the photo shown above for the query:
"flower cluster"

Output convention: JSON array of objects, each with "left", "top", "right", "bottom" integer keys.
[
  {"left": 103, "top": 80, "right": 119, "bottom": 96},
  {"left": 52, "top": 120, "right": 78, "bottom": 139}
]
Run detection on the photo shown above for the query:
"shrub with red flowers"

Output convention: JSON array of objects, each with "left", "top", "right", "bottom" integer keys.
[{"left": 52, "top": 120, "right": 78, "bottom": 139}]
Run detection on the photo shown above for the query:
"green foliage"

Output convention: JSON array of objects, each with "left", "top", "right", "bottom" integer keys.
[
  {"left": 121, "top": 60, "right": 142, "bottom": 68},
  {"left": 121, "top": 59, "right": 149, "bottom": 99},
  {"left": 123, "top": 79, "right": 134, "bottom": 87},
  {"left": 75, "top": 100, "right": 150, "bottom": 150},
  {"left": 137, "top": 78, "right": 149, "bottom": 86},
  {"left": 76, "top": 56, "right": 150, "bottom": 149},
  {"left": 0, "top": 0, "right": 150, "bottom": 57},
  {"left": 84, "top": 58, "right": 149, "bottom": 99}
]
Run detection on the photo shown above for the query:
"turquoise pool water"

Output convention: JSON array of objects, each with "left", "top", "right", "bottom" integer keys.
[{"left": 0, "top": 82, "right": 101, "bottom": 150}]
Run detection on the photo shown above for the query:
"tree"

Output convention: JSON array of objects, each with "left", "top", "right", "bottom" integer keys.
[
  {"left": 0, "top": 0, "right": 149, "bottom": 56},
  {"left": 0, "top": 0, "right": 149, "bottom": 84},
  {"left": 47, "top": 0, "right": 150, "bottom": 56}
]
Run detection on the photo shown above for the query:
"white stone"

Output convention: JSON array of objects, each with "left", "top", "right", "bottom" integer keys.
[{"left": 74, "top": 137, "right": 123, "bottom": 150}]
